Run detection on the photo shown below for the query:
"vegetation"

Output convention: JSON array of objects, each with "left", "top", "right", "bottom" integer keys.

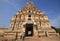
[
  {"left": 56, "top": 28, "right": 60, "bottom": 35},
  {"left": 51, "top": 26, "right": 60, "bottom": 35}
]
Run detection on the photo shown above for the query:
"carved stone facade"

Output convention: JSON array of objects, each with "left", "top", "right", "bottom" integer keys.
[{"left": 0, "top": 2, "right": 59, "bottom": 41}]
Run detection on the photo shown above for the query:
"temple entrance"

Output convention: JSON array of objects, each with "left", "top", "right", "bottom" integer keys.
[{"left": 25, "top": 23, "right": 33, "bottom": 37}]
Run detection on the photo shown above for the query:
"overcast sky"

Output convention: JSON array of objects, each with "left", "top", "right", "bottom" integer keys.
[{"left": 0, "top": 0, "right": 60, "bottom": 28}]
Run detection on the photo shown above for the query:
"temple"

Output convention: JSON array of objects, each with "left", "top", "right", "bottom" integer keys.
[{"left": 0, "top": 2, "right": 60, "bottom": 41}]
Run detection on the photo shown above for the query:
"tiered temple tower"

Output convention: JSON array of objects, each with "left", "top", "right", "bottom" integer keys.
[{"left": 0, "top": 2, "right": 59, "bottom": 41}]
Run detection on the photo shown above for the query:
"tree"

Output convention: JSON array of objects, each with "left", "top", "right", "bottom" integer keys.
[
  {"left": 51, "top": 26, "right": 60, "bottom": 35},
  {"left": 51, "top": 26, "right": 57, "bottom": 32}
]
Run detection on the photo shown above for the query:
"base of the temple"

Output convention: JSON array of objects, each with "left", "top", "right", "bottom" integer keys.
[
  {"left": 0, "top": 36, "right": 60, "bottom": 41},
  {"left": 0, "top": 29, "right": 59, "bottom": 41}
]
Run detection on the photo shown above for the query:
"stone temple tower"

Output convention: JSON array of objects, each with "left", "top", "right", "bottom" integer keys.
[
  {"left": 9, "top": 2, "right": 59, "bottom": 37},
  {"left": 2, "top": 2, "right": 59, "bottom": 41}
]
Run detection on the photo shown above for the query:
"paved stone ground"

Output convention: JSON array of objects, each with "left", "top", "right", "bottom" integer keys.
[
  {"left": 16, "top": 36, "right": 60, "bottom": 41},
  {"left": 0, "top": 36, "right": 60, "bottom": 41}
]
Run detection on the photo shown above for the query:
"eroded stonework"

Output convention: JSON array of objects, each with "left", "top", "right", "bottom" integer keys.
[{"left": 0, "top": 2, "right": 60, "bottom": 41}]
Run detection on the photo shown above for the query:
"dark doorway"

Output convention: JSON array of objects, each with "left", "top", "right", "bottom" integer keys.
[{"left": 25, "top": 23, "right": 33, "bottom": 37}]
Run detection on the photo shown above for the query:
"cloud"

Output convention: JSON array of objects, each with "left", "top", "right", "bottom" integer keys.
[
  {"left": 1, "top": 0, "right": 9, "bottom": 2},
  {"left": 50, "top": 15, "right": 60, "bottom": 28},
  {"left": 1, "top": 0, "right": 19, "bottom": 9}
]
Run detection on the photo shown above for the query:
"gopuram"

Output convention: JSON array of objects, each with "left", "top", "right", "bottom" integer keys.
[{"left": 0, "top": 2, "right": 60, "bottom": 41}]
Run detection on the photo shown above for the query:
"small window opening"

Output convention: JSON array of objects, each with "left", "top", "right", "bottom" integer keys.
[
  {"left": 29, "top": 11, "right": 30, "bottom": 12},
  {"left": 28, "top": 15, "right": 31, "bottom": 17}
]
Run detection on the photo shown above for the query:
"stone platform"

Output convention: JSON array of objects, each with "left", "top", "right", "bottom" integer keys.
[
  {"left": 0, "top": 36, "right": 60, "bottom": 41},
  {"left": 16, "top": 36, "right": 60, "bottom": 41}
]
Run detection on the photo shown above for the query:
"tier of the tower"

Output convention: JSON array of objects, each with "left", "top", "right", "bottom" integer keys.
[{"left": 18, "top": 2, "right": 42, "bottom": 15}]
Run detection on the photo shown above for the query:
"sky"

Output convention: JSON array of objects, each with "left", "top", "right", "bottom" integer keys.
[{"left": 0, "top": 0, "right": 60, "bottom": 28}]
